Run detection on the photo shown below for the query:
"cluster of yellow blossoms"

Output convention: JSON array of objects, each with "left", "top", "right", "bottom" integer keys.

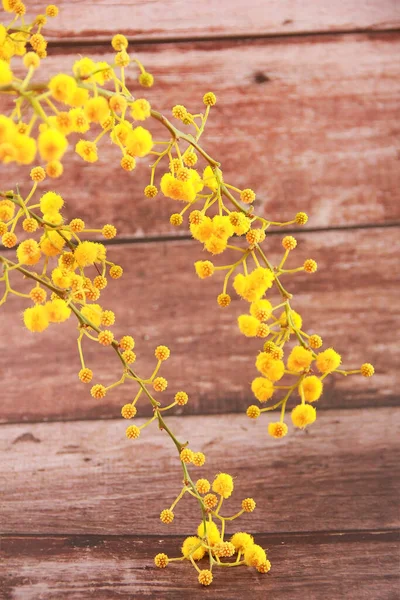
[
  {"left": 155, "top": 472, "right": 270, "bottom": 585},
  {"left": 1, "top": 2, "right": 375, "bottom": 585}
]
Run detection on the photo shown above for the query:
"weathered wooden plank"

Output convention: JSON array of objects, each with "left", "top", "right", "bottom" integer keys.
[
  {"left": 1, "top": 531, "right": 399, "bottom": 600},
  {"left": 1, "top": 408, "right": 399, "bottom": 535},
  {"left": 4, "top": 34, "right": 400, "bottom": 235},
  {"left": 23, "top": 0, "right": 400, "bottom": 42},
  {"left": 0, "top": 227, "right": 398, "bottom": 423}
]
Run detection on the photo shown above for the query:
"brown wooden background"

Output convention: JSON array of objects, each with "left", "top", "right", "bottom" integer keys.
[{"left": 1, "top": 2, "right": 400, "bottom": 598}]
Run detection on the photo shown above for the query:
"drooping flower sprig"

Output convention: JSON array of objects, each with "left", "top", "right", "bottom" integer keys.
[{"left": 0, "top": 173, "right": 269, "bottom": 585}]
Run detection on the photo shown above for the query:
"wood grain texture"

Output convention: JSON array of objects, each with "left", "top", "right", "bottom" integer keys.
[
  {"left": 24, "top": 0, "right": 400, "bottom": 42},
  {"left": 5, "top": 34, "right": 400, "bottom": 236},
  {"left": 1, "top": 227, "right": 398, "bottom": 423},
  {"left": 1, "top": 531, "right": 399, "bottom": 600},
  {"left": 1, "top": 408, "right": 399, "bottom": 536}
]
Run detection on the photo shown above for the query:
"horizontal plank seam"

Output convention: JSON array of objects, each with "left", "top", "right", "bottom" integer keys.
[
  {"left": 1, "top": 221, "right": 399, "bottom": 252},
  {"left": 45, "top": 27, "right": 400, "bottom": 49},
  {"left": 1, "top": 528, "right": 399, "bottom": 540},
  {"left": 1, "top": 401, "right": 399, "bottom": 427}
]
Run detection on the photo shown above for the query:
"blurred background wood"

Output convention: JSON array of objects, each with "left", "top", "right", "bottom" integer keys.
[{"left": 1, "top": 1, "right": 399, "bottom": 598}]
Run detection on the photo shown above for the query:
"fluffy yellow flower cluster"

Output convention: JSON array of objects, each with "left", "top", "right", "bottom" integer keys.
[
  {"left": 155, "top": 472, "right": 270, "bottom": 585},
  {"left": 1, "top": 1, "right": 375, "bottom": 586}
]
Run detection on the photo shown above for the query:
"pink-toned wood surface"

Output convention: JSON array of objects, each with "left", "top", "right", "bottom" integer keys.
[
  {"left": 1, "top": 227, "right": 398, "bottom": 423},
  {"left": 26, "top": 0, "right": 400, "bottom": 42},
  {"left": 4, "top": 33, "right": 400, "bottom": 236},
  {"left": 1, "top": 409, "right": 399, "bottom": 535},
  {"left": 1, "top": 531, "right": 399, "bottom": 600},
  {"left": 1, "top": 5, "right": 399, "bottom": 599}
]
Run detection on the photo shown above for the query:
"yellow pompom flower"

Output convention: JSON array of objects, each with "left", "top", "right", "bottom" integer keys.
[
  {"left": 212, "top": 473, "right": 234, "bottom": 499},
  {"left": 74, "top": 241, "right": 99, "bottom": 267},
  {"left": 242, "top": 498, "right": 256, "bottom": 512},
  {"left": 316, "top": 348, "right": 341, "bottom": 373},
  {"left": 125, "top": 126, "right": 153, "bottom": 157},
  {"left": 195, "top": 479, "right": 210, "bottom": 494},
  {"left": 258, "top": 560, "right": 272, "bottom": 573},
  {"left": 126, "top": 425, "right": 140, "bottom": 439},
  {"left": 279, "top": 309, "right": 303, "bottom": 332},
  {"left": 204, "top": 235, "right": 227, "bottom": 255},
  {"left": 23, "top": 305, "right": 49, "bottom": 332},
  {"left": 153, "top": 377, "right": 168, "bottom": 392},
  {"left": 175, "top": 391, "right": 188, "bottom": 405},
  {"left": 0, "top": 200, "right": 15, "bottom": 222},
  {"left": 160, "top": 509, "right": 174, "bottom": 524},
  {"left": 121, "top": 404, "right": 137, "bottom": 419},
  {"left": 111, "top": 33, "right": 128, "bottom": 51},
  {"left": 268, "top": 422, "right": 288, "bottom": 438},
  {"left": 197, "top": 521, "right": 221, "bottom": 545},
  {"left": 203, "top": 92, "right": 217, "bottom": 106},
  {"left": 180, "top": 448, "right": 193, "bottom": 463},
  {"left": 287, "top": 346, "right": 313, "bottom": 372},
  {"left": 238, "top": 315, "right": 260, "bottom": 337},
  {"left": 40, "top": 230, "right": 66, "bottom": 257},
  {"left": 81, "top": 304, "right": 103, "bottom": 327},
  {"left": 155, "top": 345, "right": 170, "bottom": 361},
  {"left": 190, "top": 215, "right": 213, "bottom": 241},
  {"left": 40, "top": 191, "right": 64, "bottom": 214},
  {"left": 244, "top": 544, "right": 267, "bottom": 567},
  {"left": 361, "top": 363, "right": 375, "bottom": 377},
  {"left": 48, "top": 74, "right": 77, "bottom": 103},
  {"left": 138, "top": 72, "right": 154, "bottom": 87},
  {"left": 144, "top": 185, "right": 158, "bottom": 198},
  {"left": 203, "top": 165, "right": 219, "bottom": 191},
  {"left": 291, "top": 404, "right": 317, "bottom": 429},
  {"left": 231, "top": 532, "right": 254, "bottom": 552},
  {"left": 51, "top": 267, "right": 71, "bottom": 289},
  {"left": 309, "top": 334, "right": 323, "bottom": 349},
  {"left": 98, "top": 330, "right": 114, "bottom": 346},
  {"left": 300, "top": 376, "right": 323, "bottom": 402},
  {"left": 131, "top": 98, "right": 151, "bottom": 121},
  {"left": 29, "top": 287, "right": 47, "bottom": 304},
  {"left": 46, "top": 160, "right": 64, "bottom": 178},
  {"left": 2, "top": 232, "right": 17, "bottom": 248},
  {"left": 119, "top": 335, "right": 135, "bottom": 351},
  {"left": 181, "top": 536, "right": 206, "bottom": 561},
  {"left": 84, "top": 96, "right": 110, "bottom": 124},
  {"left": 250, "top": 299, "right": 272, "bottom": 321},
  {"left": 38, "top": 129, "right": 68, "bottom": 162},
  {"left": 240, "top": 188, "right": 256, "bottom": 204},
  {"left": 46, "top": 4, "right": 59, "bottom": 17},
  {"left": 203, "top": 493, "right": 218, "bottom": 509},
  {"left": 78, "top": 368, "right": 93, "bottom": 384},
  {"left": 154, "top": 553, "right": 168, "bottom": 568},
  {"left": 194, "top": 260, "right": 215, "bottom": 279},
  {"left": 255, "top": 352, "right": 285, "bottom": 382},
  {"left": 217, "top": 293, "right": 231, "bottom": 307},
  {"left": 45, "top": 299, "right": 71, "bottom": 323},
  {"left": 161, "top": 172, "right": 196, "bottom": 203},
  {"left": 246, "top": 405, "right": 261, "bottom": 419},
  {"left": 16, "top": 239, "right": 41, "bottom": 265},
  {"left": 233, "top": 267, "right": 274, "bottom": 302},
  {"left": 91, "top": 384, "right": 106, "bottom": 399},
  {"left": 75, "top": 140, "right": 98, "bottom": 162},
  {"left": 192, "top": 452, "right": 206, "bottom": 467},
  {"left": 251, "top": 377, "right": 274, "bottom": 403}
]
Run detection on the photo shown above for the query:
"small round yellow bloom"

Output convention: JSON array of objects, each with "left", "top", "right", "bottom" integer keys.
[
  {"left": 98, "top": 330, "right": 114, "bottom": 346},
  {"left": 111, "top": 34, "right": 128, "bottom": 51},
  {"left": 48, "top": 74, "right": 76, "bottom": 103},
  {"left": 212, "top": 473, "right": 233, "bottom": 499},
  {"left": 213, "top": 541, "right": 235, "bottom": 558},
  {"left": 258, "top": 560, "right": 272, "bottom": 573},
  {"left": 244, "top": 544, "right": 267, "bottom": 568},
  {"left": 295, "top": 211, "right": 308, "bottom": 225},
  {"left": 131, "top": 98, "right": 151, "bottom": 121},
  {"left": 172, "top": 105, "right": 187, "bottom": 121},
  {"left": 251, "top": 377, "right": 274, "bottom": 403},
  {"left": 242, "top": 498, "right": 256, "bottom": 512},
  {"left": 231, "top": 532, "right": 254, "bottom": 552},
  {"left": 110, "top": 265, "right": 123, "bottom": 279},
  {"left": 255, "top": 352, "right": 285, "bottom": 382},
  {"left": 282, "top": 235, "right": 297, "bottom": 250},
  {"left": 198, "top": 570, "right": 213, "bottom": 586},
  {"left": 46, "top": 5, "right": 59, "bottom": 17},
  {"left": 181, "top": 536, "right": 205, "bottom": 561},
  {"left": 175, "top": 391, "right": 188, "bottom": 406},
  {"left": 119, "top": 335, "right": 135, "bottom": 351},
  {"left": 154, "top": 345, "right": 170, "bottom": 361},
  {"left": 29, "top": 287, "right": 47, "bottom": 304},
  {"left": 78, "top": 368, "right": 93, "bottom": 384},
  {"left": 309, "top": 334, "right": 323, "bottom": 349},
  {"left": 196, "top": 479, "right": 210, "bottom": 494},
  {"left": 16, "top": 239, "right": 41, "bottom": 265},
  {"left": 160, "top": 509, "right": 174, "bottom": 524},
  {"left": 300, "top": 376, "right": 323, "bottom": 402},
  {"left": 121, "top": 154, "right": 136, "bottom": 171},
  {"left": 194, "top": 260, "right": 214, "bottom": 279},
  {"left": 75, "top": 140, "right": 98, "bottom": 162},
  {"left": 180, "top": 448, "right": 193, "bottom": 463},
  {"left": 316, "top": 348, "right": 341, "bottom": 374},
  {"left": 125, "top": 126, "right": 153, "bottom": 157},
  {"left": 279, "top": 309, "right": 303, "bottom": 332},
  {"left": 126, "top": 425, "right": 140, "bottom": 439},
  {"left": 268, "top": 422, "right": 288, "bottom": 439},
  {"left": 40, "top": 191, "right": 64, "bottom": 214},
  {"left": 144, "top": 185, "right": 158, "bottom": 198},
  {"left": 2, "top": 232, "right": 17, "bottom": 248},
  {"left": 153, "top": 377, "right": 168, "bottom": 392},
  {"left": 46, "top": 160, "right": 64, "bottom": 178},
  {"left": 240, "top": 188, "right": 256, "bottom": 204},
  {"left": 197, "top": 521, "right": 221, "bottom": 545},
  {"left": 154, "top": 553, "right": 168, "bottom": 568},
  {"left": 90, "top": 384, "right": 106, "bottom": 399},
  {"left": 122, "top": 350, "right": 136, "bottom": 364},
  {"left": 203, "top": 493, "right": 218, "bottom": 509},
  {"left": 247, "top": 405, "right": 261, "bottom": 419},
  {"left": 287, "top": 346, "right": 313, "bottom": 372},
  {"left": 217, "top": 293, "right": 231, "bottom": 308},
  {"left": 238, "top": 314, "right": 260, "bottom": 337},
  {"left": 139, "top": 72, "right": 154, "bottom": 87},
  {"left": 192, "top": 452, "right": 206, "bottom": 467},
  {"left": 203, "top": 92, "right": 217, "bottom": 106},
  {"left": 74, "top": 241, "right": 99, "bottom": 267},
  {"left": 170, "top": 213, "right": 183, "bottom": 226},
  {"left": 23, "top": 305, "right": 49, "bottom": 332},
  {"left": 30, "top": 166, "right": 45, "bottom": 182},
  {"left": 291, "top": 404, "right": 317, "bottom": 429},
  {"left": 304, "top": 259, "right": 317, "bottom": 273},
  {"left": 250, "top": 299, "right": 272, "bottom": 321},
  {"left": 121, "top": 404, "right": 137, "bottom": 419},
  {"left": 23, "top": 52, "right": 40, "bottom": 69}
]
